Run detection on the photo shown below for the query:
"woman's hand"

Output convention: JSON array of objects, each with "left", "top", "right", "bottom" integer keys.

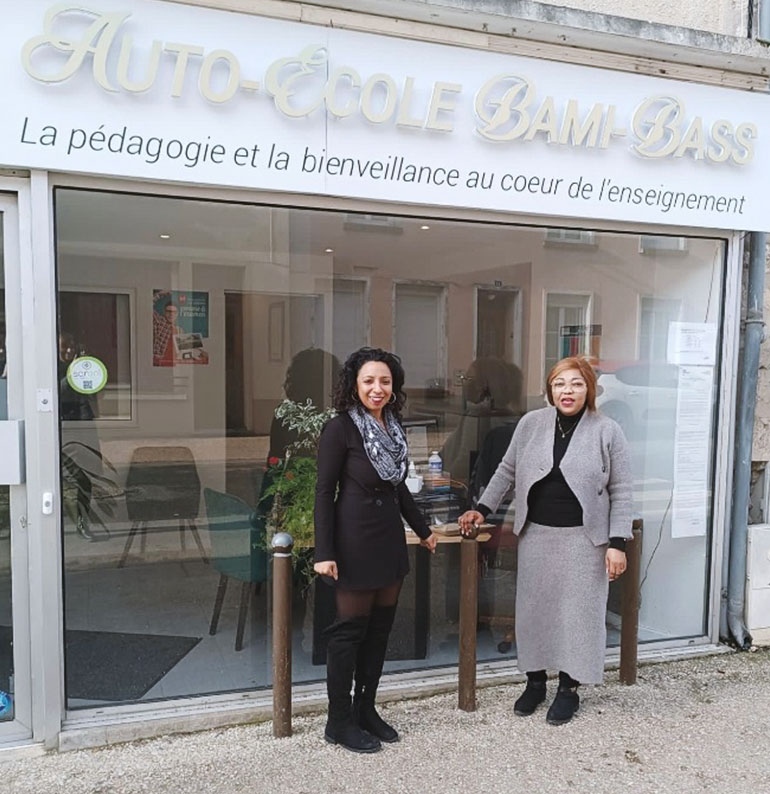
[
  {"left": 420, "top": 532, "right": 438, "bottom": 554},
  {"left": 314, "top": 560, "right": 338, "bottom": 580},
  {"left": 458, "top": 510, "right": 485, "bottom": 538},
  {"left": 606, "top": 549, "right": 627, "bottom": 581}
]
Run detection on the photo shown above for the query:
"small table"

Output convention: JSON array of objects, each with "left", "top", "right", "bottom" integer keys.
[{"left": 406, "top": 524, "right": 491, "bottom": 712}]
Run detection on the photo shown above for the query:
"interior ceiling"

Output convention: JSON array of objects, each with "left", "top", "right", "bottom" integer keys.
[
  {"left": 54, "top": 189, "right": 539, "bottom": 276},
  {"left": 54, "top": 189, "right": 717, "bottom": 282}
]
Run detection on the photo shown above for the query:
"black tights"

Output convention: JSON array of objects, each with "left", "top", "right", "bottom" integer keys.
[
  {"left": 335, "top": 579, "right": 403, "bottom": 620},
  {"left": 527, "top": 670, "right": 580, "bottom": 689}
]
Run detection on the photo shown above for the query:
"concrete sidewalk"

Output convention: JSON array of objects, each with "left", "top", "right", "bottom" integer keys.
[{"left": 6, "top": 648, "right": 770, "bottom": 794}]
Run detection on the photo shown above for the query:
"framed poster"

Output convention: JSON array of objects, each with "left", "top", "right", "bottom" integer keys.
[{"left": 152, "top": 290, "right": 210, "bottom": 366}]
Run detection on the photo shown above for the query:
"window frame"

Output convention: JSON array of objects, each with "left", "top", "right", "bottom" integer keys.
[
  {"left": 542, "top": 290, "right": 594, "bottom": 381},
  {"left": 57, "top": 285, "right": 137, "bottom": 426},
  {"left": 46, "top": 174, "right": 741, "bottom": 739}
]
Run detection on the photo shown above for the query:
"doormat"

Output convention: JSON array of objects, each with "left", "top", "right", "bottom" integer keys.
[
  {"left": 0, "top": 627, "right": 11, "bottom": 706},
  {"left": 0, "top": 626, "right": 201, "bottom": 702}
]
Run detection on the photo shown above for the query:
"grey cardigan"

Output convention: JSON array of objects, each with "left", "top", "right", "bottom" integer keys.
[{"left": 479, "top": 406, "right": 633, "bottom": 546}]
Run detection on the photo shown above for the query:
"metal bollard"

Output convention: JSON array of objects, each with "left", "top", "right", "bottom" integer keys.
[
  {"left": 271, "top": 532, "right": 294, "bottom": 737},
  {"left": 619, "top": 519, "right": 643, "bottom": 685},
  {"left": 458, "top": 532, "right": 479, "bottom": 711}
]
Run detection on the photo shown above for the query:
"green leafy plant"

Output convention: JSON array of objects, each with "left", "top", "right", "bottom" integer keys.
[
  {"left": 273, "top": 398, "right": 336, "bottom": 455},
  {"left": 261, "top": 456, "right": 318, "bottom": 547},
  {"left": 260, "top": 399, "right": 335, "bottom": 580},
  {"left": 61, "top": 441, "right": 121, "bottom": 540}
]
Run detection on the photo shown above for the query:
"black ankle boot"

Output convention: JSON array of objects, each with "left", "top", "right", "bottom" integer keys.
[
  {"left": 513, "top": 681, "right": 547, "bottom": 716},
  {"left": 324, "top": 719, "right": 381, "bottom": 753},
  {"left": 324, "top": 616, "right": 382, "bottom": 753},
  {"left": 353, "top": 605, "right": 400, "bottom": 743},
  {"left": 353, "top": 697, "right": 399, "bottom": 743},
  {"left": 546, "top": 687, "right": 580, "bottom": 725}
]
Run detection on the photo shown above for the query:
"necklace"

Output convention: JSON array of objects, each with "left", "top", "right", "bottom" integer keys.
[{"left": 556, "top": 414, "right": 579, "bottom": 439}]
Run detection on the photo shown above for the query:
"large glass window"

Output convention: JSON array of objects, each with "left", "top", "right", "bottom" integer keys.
[{"left": 55, "top": 189, "right": 726, "bottom": 708}]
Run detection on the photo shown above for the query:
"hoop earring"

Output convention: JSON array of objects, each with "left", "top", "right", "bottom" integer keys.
[
  {"left": 388, "top": 393, "right": 397, "bottom": 404},
  {"left": 351, "top": 391, "right": 359, "bottom": 402}
]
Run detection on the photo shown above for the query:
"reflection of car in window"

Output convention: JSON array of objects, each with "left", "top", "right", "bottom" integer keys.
[{"left": 596, "top": 362, "right": 679, "bottom": 439}]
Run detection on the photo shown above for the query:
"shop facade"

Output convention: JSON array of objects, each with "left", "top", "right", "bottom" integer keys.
[{"left": 0, "top": 0, "right": 767, "bottom": 752}]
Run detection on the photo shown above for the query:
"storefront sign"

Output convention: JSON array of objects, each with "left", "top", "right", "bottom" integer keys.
[
  {"left": 3, "top": 0, "right": 770, "bottom": 230},
  {"left": 66, "top": 356, "right": 108, "bottom": 394}
]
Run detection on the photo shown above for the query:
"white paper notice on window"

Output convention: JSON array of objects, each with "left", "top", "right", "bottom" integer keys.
[
  {"left": 671, "top": 365, "right": 713, "bottom": 538},
  {"left": 666, "top": 322, "right": 717, "bottom": 367}
]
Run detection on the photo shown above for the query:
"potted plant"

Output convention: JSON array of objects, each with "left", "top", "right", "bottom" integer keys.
[
  {"left": 260, "top": 398, "right": 335, "bottom": 582},
  {"left": 61, "top": 441, "right": 121, "bottom": 541}
]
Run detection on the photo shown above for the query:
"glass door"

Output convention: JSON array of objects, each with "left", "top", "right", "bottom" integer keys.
[{"left": 0, "top": 194, "right": 32, "bottom": 742}]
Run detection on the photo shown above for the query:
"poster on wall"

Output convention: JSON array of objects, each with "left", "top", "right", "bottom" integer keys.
[
  {"left": 671, "top": 365, "right": 714, "bottom": 538},
  {"left": 666, "top": 322, "right": 717, "bottom": 367},
  {"left": 152, "top": 290, "right": 210, "bottom": 366}
]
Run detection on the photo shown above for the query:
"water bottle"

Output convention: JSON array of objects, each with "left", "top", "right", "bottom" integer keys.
[
  {"left": 428, "top": 450, "right": 442, "bottom": 474},
  {"left": 406, "top": 460, "right": 423, "bottom": 494}
]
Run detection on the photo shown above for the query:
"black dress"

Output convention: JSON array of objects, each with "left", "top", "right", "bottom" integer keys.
[{"left": 314, "top": 413, "right": 431, "bottom": 590}]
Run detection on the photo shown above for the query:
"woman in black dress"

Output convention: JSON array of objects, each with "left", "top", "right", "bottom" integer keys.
[{"left": 314, "top": 347, "right": 437, "bottom": 753}]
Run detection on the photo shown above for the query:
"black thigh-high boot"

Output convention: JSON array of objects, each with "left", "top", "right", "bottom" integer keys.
[
  {"left": 324, "top": 616, "right": 381, "bottom": 753},
  {"left": 353, "top": 604, "right": 399, "bottom": 743}
]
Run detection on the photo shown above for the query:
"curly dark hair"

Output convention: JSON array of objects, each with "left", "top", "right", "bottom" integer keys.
[{"left": 333, "top": 347, "right": 407, "bottom": 420}]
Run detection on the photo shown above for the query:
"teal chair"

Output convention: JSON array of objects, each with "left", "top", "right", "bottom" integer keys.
[{"left": 204, "top": 488, "right": 268, "bottom": 651}]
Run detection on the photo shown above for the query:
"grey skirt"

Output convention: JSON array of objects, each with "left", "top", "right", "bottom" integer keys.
[{"left": 516, "top": 522, "right": 608, "bottom": 685}]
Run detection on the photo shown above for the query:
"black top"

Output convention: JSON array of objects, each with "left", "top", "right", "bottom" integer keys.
[
  {"left": 314, "top": 413, "right": 431, "bottom": 590},
  {"left": 470, "top": 420, "right": 519, "bottom": 521},
  {"left": 526, "top": 407, "right": 585, "bottom": 526},
  {"left": 477, "top": 407, "right": 626, "bottom": 551}
]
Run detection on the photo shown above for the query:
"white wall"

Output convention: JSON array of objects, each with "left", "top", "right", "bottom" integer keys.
[{"left": 539, "top": 0, "right": 746, "bottom": 36}]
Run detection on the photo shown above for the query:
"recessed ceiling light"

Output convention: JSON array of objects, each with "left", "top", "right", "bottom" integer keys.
[
  {"left": 420, "top": 225, "right": 430, "bottom": 230},
  {"left": 325, "top": 248, "right": 334, "bottom": 253},
  {"left": 159, "top": 233, "right": 171, "bottom": 240}
]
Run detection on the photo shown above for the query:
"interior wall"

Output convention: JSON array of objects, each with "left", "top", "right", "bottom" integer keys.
[{"left": 59, "top": 228, "right": 724, "bottom": 445}]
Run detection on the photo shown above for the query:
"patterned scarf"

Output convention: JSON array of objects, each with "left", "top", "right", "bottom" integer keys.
[{"left": 348, "top": 404, "right": 408, "bottom": 485}]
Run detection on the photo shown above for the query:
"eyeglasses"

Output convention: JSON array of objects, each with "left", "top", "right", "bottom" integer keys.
[{"left": 551, "top": 379, "right": 587, "bottom": 391}]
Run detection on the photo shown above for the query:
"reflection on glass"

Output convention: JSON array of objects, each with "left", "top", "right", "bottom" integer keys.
[
  {"left": 60, "top": 291, "right": 132, "bottom": 420},
  {"left": 55, "top": 189, "right": 725, "bottom": 708},
  {"left": 0, "top": 486, "right": 11, "bottom": 723},
  {"left": 0, "top": 219, "right": 13, "bottom": 722}
]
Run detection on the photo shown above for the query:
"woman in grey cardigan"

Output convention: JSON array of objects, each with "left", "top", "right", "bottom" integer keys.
[{"left": 458, "top": 356, "right": 632, "bottom": 725}]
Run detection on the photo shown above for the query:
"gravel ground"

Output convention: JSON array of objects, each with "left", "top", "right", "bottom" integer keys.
[{"left": 5, "top": 648, "right": 770, "bottom": 794}]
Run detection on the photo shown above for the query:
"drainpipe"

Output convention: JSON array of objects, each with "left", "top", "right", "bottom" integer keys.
[{"left": 725, "top": 231, "right": 766, "bottom": 650}]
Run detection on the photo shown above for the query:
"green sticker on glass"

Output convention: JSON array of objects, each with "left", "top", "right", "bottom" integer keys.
[{"left": 66, "top": 356, "right": 108, "bottom": 395}]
